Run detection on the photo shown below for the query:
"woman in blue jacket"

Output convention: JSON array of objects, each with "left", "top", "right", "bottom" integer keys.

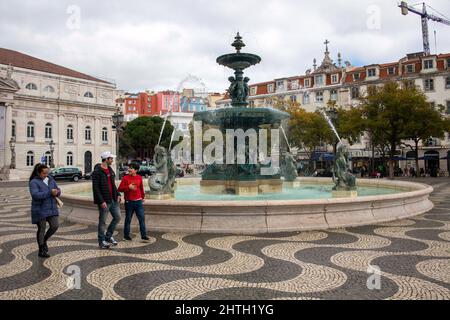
[{"left": 29, "top": 163, "right": 61, "bottom": 258}]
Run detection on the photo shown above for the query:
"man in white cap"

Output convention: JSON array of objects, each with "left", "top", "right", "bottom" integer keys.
[{"left": 91, "top": 151, "right": 121, "bottom": 249}]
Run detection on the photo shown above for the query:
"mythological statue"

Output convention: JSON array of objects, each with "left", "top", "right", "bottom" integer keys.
[
  {"left": 281, "top": 151, "right": 298, "bottom": 182},
  {"left": 148, "top": 145, "right": 176, "bottom": 196},
  {"left": 332, "top": 143, "right": 356, "bottom": 191}
]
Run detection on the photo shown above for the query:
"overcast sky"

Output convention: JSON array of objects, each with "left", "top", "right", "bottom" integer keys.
[{"left": 1, "top": 0, "right": 449, "bottom": 92}]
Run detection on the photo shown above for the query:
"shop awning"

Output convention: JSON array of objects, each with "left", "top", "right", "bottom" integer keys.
[{"left": 311, "top": 152, "right": 335, "bottom": 162}]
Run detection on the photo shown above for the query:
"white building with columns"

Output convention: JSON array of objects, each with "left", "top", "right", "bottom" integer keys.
[{"left": 0, "top": 48, "right": 118, "bottom": 180}]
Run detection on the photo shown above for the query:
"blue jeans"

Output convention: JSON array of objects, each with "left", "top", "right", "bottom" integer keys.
[
  {"left": 97, "top": 201, "right": 121, "bottom": 244},
  {"left": 124, "top": 200, "right": 147, "bottom": 238}
]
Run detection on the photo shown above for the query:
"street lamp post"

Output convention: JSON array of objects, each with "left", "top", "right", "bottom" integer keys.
[
  {"left": 49, "top": 139, "right": 55, "bottom": 168},
  {"left": 112, "top": 108, "right": 124, "bottom": 174},
  {"left": 9, "top": 137, "right": 16, "bottom": 169}
]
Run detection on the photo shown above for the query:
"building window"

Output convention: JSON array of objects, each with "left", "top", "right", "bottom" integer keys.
[
  {"left": 367, "top": 68, "right": 376, "bottom": 77},
  {"left": 304, "top": 79, "right": 311, "bottom": 87},
  {"left": 314, "top": 75, "right": 324, "bottom": 86},
  {"left": 11, "top": 120, "right": 16, "bottom": 137},
  {"left": 44, "top": 151, "right": 52, "bottom": 166},
  {"left": 250, "top": 87, "right": 257, "bottom": 95},
  {"left": 67, "top": 125, "right": 74, "bottom": 143},
  {"left": 388, "top": 67, "right": 396, "bottom": 75},
  {"left": 85, "top": 126, "right": 92, "bottom": 143},
  {"left": 447, "top": 101, "right": 450, "bottom": 114},
  {"left": 303, "top": 92, "right": 310, "bottom": 104},
  {"left": 45, "top": 123, "right": 52, "bottom": 140},
  {"left": 66, "top": 152, "right": 73, "bottom": 166},
  {"left": 330, "top": 89, "right": 338, "bottom": 101},
  {"left": 424, "top": 78, "right": 435, "bottom": 91},
  {"left": 102, "top": 127, "right": 108, "bottom": 143},
  {"left": 315, "top": 91, "right": 324, "bottom": 103},
  {"left": 353, "top": 73, "right": 360, "bottom": 81},
  {"left": 404, "top": 80, "right": 415, "bottom": 89},
  {"left": 267, "top": 84, "right": 274, "bottom": 93},
  {"left": 331, "top": 74, "right": 338, "bottom": 84},
  {"left": 43, "top": 85, "right": 55, "bottom": 93},
  {"left": 406, "top": 64, "right": 415, "bottom": 73},
  {"left": 351, "top": 87, "right": 360, "bottom": 100},
  {"left": 26, "top": 151, "right": 34, "bottom": 167},
  {"left": 446, "top": 76, "right": 450, "bottom": 89},
  {"left": 290, "top": 80, "right": 299, "bottom": 89},
  {"left": 276, "top": 81, "right": 284, "bottom": 91},
  {"left": 423, "top": 59, "right": 434, "bottom": 69},
  {"left": 25, "top": 83, "right": 37, "bottom": 90},
  {"left": 290, "top": 95, "right": 297, "bottom": 103},
  {"left": 84, "top": 91, "right": 94, "bottom": 98},
  {"left": 367, "top": 86, "right": 377, "bottom": 95},
  {"left": 27, "top": 121, "right": 35, "bottom": 141}
]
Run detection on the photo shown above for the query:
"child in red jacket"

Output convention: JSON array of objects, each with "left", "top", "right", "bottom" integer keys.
[{"left": 118, "top": 163, "right": 150, "bottom": 241}]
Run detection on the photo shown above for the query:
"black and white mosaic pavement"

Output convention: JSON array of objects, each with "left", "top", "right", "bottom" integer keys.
[{"left": 0, "top": 179, "right": 449, "bottom": 300}]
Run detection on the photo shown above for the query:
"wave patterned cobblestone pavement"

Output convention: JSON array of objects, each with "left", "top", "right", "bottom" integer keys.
[{"left": 0, "top": 180, "right": 449, "bottom": 300}]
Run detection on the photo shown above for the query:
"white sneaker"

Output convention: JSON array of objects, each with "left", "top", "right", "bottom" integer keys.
[
  {"left": 106, "top": 237, "right": 118, "bottom": 246},
  {"left": 99, "top": 241, "right": 111, "bottom": 249}
]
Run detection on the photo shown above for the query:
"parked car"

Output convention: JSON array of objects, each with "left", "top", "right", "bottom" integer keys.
[
  {"left": 138, "top": 165, "right": 156, "bottom": 177},
  {"left": 119, "top": 165, "right": 129, "bottom": 179},
  {"left": 50, "top": 167, "right": 83, "bottom": 182}
]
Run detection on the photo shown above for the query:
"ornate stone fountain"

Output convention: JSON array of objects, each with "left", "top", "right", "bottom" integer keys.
[{"left": 194, "top": 33, "right": 290, "bottom": 195}]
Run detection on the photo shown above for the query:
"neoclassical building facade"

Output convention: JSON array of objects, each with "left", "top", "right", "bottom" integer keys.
[
  {"left": 216, "top": 43, "right": 450, "bottom": 174},
  {"left": 0, "top": 48, "right": 117, "bottom": 180}
]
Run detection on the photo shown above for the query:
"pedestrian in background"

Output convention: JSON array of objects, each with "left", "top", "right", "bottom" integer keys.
[
  {"left": 118, "top": 163, "right": 150, "bottom": 241},
  {"left": 29, "top": 163, "right": 61, "bottom": 258}
]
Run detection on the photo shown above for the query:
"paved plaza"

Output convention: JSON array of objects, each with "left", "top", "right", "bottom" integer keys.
[{"left": 0, "top": 178, "right": 449, "bottom": 300}]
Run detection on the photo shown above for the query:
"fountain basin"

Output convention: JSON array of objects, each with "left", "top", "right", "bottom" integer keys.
[
  {"left": 216, "top": 53, "right": 261, "bottom": 70},
  {"left": 59, "top": 178, "right": 433, "bottom": 234}
]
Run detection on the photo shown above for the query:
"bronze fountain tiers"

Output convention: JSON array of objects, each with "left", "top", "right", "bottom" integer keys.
[{"left": 194, "top": 33, "right": 290, "bottom": 196}]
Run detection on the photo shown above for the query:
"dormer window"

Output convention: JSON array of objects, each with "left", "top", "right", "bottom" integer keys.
[
  {"left": 423, "top": 59, "right": 434, "bottom": 70},
  {"left": 406, "top": 64, "right": 415, "bottom": 73},
  {"left": 290, "top": 80, "right": 299, "bottom": 90},
  {"left": 447, "top": 58, "right": 450, "bottom": 69},
  {"left": 25, "top": 83, "right": 37, "bottom": 90},
  {"left": 353, "top": 73, "right": 360, "bottom": 81},
  {"left": 250, "top": 87, "right": 257, "bottom": 95},
  {"left": 84, "top": 91, "right": 94, "bottom": 98},
  {"left": 331, "top": 74, "right": 339, "bottom": 84},
  {"left": 388, "top": 67, "right": 396, "bottom": 75},
  {"left": 314, "top": 75, "right": 324, "bottom": 86},
  {"left": 267, "top": 84, "right": 274, "bottom": 93},
  {"left": 304, "top": 78, "right": 311, "bottom": 87},
  {"left": 367, "top": 68, "right": 376, "bottom": 77}
]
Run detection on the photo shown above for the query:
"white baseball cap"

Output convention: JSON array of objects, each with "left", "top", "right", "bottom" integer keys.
[{"left": 100, "top": 151, "right": 117, "bottom": 159}]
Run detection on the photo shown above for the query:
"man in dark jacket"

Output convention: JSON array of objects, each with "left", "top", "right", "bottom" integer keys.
[{"left": 92, "top": 151, "right": 121, "bottom": 249}]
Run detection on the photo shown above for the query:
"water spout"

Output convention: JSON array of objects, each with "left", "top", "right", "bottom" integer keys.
[{"left": 319, "top": 109, "right": 342, "bottom": 143}]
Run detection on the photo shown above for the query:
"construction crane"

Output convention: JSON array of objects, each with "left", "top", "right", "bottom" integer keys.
[{"left": 399, "top": 1, "right": 450, "bottom": 55}]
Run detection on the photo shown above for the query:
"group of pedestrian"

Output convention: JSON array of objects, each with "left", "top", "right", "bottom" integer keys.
[{"left": 29, "top": 151, "right": 150, "bottom": 258}]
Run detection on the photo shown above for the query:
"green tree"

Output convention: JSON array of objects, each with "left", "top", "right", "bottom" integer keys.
[
  {"left": 120, "top": 116, "right": 174, "bottom": 161},
  {"left": 359, "top": 82, "right": 414, "bottom": 178},
  {"left": 402, "top": 100, "right": 449, "bottom": 173}
]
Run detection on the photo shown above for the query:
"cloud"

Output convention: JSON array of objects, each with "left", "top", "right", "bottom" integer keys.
[{"left": 1, "top": 0, "right": 449, "bottom": 92}]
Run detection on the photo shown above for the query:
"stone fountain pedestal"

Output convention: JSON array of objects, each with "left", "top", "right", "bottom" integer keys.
[
  {"left": 332, "top": 189, "right": 358, "bottom": 198},
  {"left": 200, "top": 179, "right": 282, "bottom": 196}
]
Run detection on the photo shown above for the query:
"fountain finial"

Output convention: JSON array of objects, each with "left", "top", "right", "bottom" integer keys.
[{"left": 232, "top": 32, "right": 245, "bottom": 53}]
